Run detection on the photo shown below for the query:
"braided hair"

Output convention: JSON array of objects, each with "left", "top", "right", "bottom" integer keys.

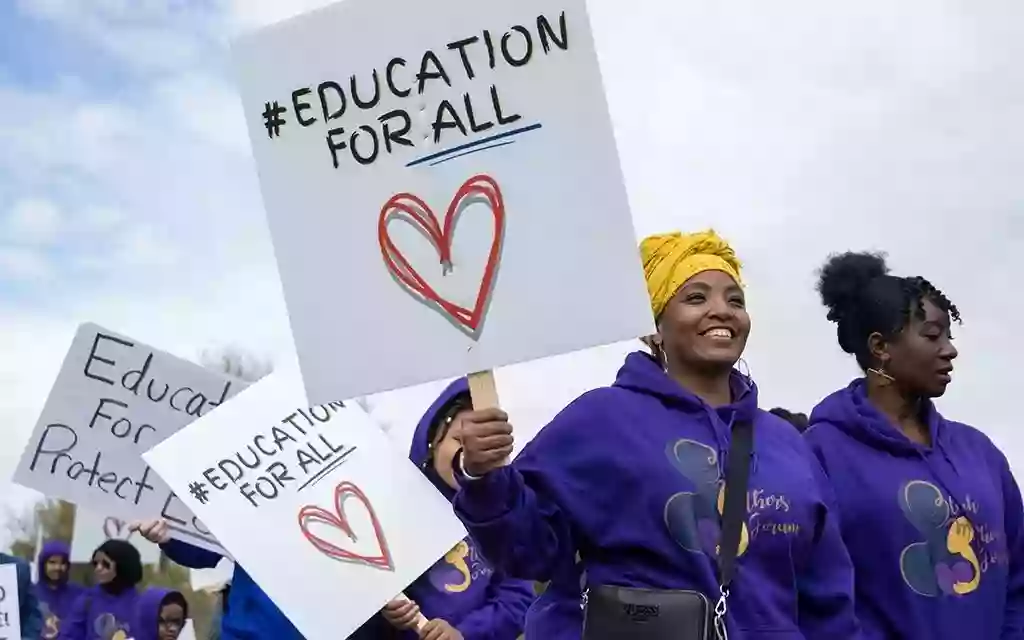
[{"left": 817, "top": 251, "right": 961, "bottom": 370}]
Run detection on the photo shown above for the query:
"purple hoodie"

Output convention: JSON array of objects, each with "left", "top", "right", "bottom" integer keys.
[
  {"left": 394, "top": 378, "right": 533, "bottom": 639},
  {"left": 36, "top": 541, "right": 84, "bottom": 639},
  {"left": 59, "top": 540, "right": 143, "bottom": 640},
  {"left": 453, "top": 351, "right": 860, "bottom": 639},
  {"left": 806, "top": 379, "right": 1024, "bottom": 640},
  {"left": 131, "top": 588, "right": 188, "bottom": 640}
]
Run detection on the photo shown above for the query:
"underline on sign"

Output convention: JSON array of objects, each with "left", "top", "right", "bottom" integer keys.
[
  {"left": 429, "top": 140, "right": 516, "bottom": 166},
  {"left": 297, "top": 446, "right": 358, "bottom": 492},
  {"left": 166, "top": 523, "right": 220, "bottom": 546},
  {"left": 406, "top": 122, "right": 543, "bottom": 167}
]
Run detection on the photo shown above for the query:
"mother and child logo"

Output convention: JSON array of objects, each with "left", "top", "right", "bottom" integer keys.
[
  {"left": 899, "top": 480, "right": 982, "bottom": 597},
  {"left": 663, "top": 438, "right": 750, "bottom": 557},
  {"left": 427, "top": 539, "right": 495, "bottom": 594}
]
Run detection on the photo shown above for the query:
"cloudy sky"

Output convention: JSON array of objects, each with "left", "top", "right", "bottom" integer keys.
[{"left": 2, "top": 0, "right": 1023, "bottom": 545}]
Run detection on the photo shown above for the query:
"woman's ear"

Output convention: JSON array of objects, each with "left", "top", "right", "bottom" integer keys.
[{"left": 867, "top": 332, "right": 890, "bottom": 368}]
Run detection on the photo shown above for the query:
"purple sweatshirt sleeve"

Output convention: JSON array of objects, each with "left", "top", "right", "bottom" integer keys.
[
  {"left": 454, "top": 574, "right": 534, "bottom": 640},
  {"left": 160, "top": 538, "right": 223, "bottom": 569},
  {"left": 453, "top": 459, "right": 576, "bottom": 583},
  {"left": 56, "top": 593, "right": 88, "bottom": 640},
  {"left": 999, "top": 453, "right": 1024, "bottom": 639},
  {"left": 795, "top": 457, "right": 861, "bottom": 640}
]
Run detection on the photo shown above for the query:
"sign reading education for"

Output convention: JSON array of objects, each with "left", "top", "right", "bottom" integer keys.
[
  {"left": 143, "top": 372, "right": 467, "bottom": 640},
  {"left": 0, "top": 564, "right": 21, "bottom": 640},
  {"left": 13, "top": 323, "right": 247, "bottom": 554},
  {"left": 233, "top": 0, "right": 653, "bottom": 405},
  {"left": 70, "top": 509, "right": 161, "bottom": 565}
]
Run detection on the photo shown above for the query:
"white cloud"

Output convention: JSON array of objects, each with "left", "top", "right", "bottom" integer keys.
[
  {"left": 0, "top": 246, "right": 53, "bottom": 282},
  {"left": 3, "top": 198, "right": 64, "bottom": 245},
  {"left": 153, "top": 73, "right": 251, "bottom": 155}
]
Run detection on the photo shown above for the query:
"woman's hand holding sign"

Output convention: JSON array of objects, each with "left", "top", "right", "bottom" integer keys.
[{"left": 459, "top": 409, "right": 514, "bottom": 477}]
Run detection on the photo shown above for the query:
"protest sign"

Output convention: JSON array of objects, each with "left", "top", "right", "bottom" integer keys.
[
  {"left": 70, "top": 509, "right": 161, "bottom": 564},
  {"left": 0, "top": 564, "right": 20, "bottom": 640},
  {"left": 143, "top": 371, "right": 467, "bottom": 640},
  {"left": 13, "top": 323, "right": 247, "bottom": 554},
  {"left": 233, "top": 0, "right": 653, "bottom": 405}
]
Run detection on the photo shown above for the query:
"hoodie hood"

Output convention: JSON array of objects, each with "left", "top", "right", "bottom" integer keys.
[
  {"left": 133, "top": 587, "right": 188, "bottom": 640},
  {"left": 38, "top": 540, "right": 71, "bottom": 587},
  {"left": 410, "top": 378, "right": 471, "bottom": 502},
  {"left": 809, "top": 378, "right": 969, "bottom": 509},
  {"left": 616, "top": 351, "right": 758, "bottom": 441},
  {"left": 809, "top": 379, "right": 946, "bottom": 456}
]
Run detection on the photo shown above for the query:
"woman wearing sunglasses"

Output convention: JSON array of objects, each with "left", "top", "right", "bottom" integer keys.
[{"left": 60, "top": 539, "right": 143, "bottom": 640}]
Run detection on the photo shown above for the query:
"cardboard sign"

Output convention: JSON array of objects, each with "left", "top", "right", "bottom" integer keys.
[
  {"left": 13, "top": 323, "right": 247, "bottom": 554},
  {"left": 233, "top": 0, "right": 653, "bottom": 405},
  {"left": 70, "top": 509, "right": 162, "bottom": 565},
  {"left": 143, "top": 372, "right": 467, "bottom": 640},
  {"left": 0, "top": 564, "right": 21, "bottom": 640}
]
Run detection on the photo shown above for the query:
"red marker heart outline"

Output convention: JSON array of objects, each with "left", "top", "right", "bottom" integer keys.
[
  {"left": 377, "top": 174, "right": 505, "bottom": 337},
  {"left": 103, "top": 517, "right": 124, "bottom": 538},
  {"left": 297, "top": 481, "right": 393, "bottom": 572}
]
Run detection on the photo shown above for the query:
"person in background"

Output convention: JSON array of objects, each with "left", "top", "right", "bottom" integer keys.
[
  {"left": 768, "top": 407, "right": 809, "bottom": 433},
  {"left": 131, "top": 588, "right": 189, "bottom": 640},
  {"left": 379, "top": 379, "right": 534, "bottom": 640},
  {"left": 35, "top": 540, "right": 83, "bottom": 639},
  {"left": 806, "top": 251, "right": 1024, "bottom": 639},
  {"left": 0, "top": 550, "right": 44, "bottom": 639},
  {"left": 205, "top": 582, "right": 228, "bottom": 640},
  {"left": 129, "top": 520, "right": 304, "bottom": 640},
  {"left": 59, "top": 539, "right": 143, "bottom": 640},
  {"left": 451, "top": 230, "right": 861, "bottom": 638}
]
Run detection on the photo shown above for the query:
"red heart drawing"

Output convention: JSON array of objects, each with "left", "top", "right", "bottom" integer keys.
[
  {"left": 297, "top": 481, "right": 393, "bottom": 572},
  {"left": 377, "top": 174, "right": 505, "bottom": 337},
  {"left": 103, "top": 517, "right": 124, "bottom": 538}
]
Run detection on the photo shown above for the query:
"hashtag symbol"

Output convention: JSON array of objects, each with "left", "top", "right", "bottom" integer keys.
[
  {"left": 188, "top": 481, "right": 210, "bottom": 505},
  {"left": 262, "top": 101, "right": 287, "bottom": 139}
]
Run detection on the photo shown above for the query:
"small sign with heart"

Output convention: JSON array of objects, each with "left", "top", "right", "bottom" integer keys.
[
  {"left": 143, "top": 371, "right": 467, "bottom": 640},
  {"left": 234, "top": 0, "right": 654, "bottom": 406},
  {"left": 0, "top": 564, "right": 21, "bottom": 640}
]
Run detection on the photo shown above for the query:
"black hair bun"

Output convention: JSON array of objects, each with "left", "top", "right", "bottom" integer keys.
[{"left": 817, "top": 251, "right": 889, "bottom": 325}]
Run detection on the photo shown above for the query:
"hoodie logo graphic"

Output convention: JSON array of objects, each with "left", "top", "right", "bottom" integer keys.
[
  {"left": 93, "top": 612, "right": 130, "bottom": 640},
  {"left": 663, "top": 438, "right": 749, "bottom": 559},
  {"left": 898, "top": 480, "right": 980, "bottom": 597},
  {"left": 428, "top": 538, "right": 494, "bottom": 593},
  {"left": 40, "top": 602, "right": 59, "bottom": 639}
]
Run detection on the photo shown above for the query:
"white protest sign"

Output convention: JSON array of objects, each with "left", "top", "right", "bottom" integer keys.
[
  {"left": 0, "top": 564, "right": 21, "bottom": 640},
  {"left": 70, "top": 510, "right": 161, "bottom": 564},
  {"left": 233, "top": 0, "right": 653, "bottom": 405},
  {"left": 143, "top": 372, "right": 468, "bottom": 640},
  {"left": 13, "top": 323, "right": 247, "bottom": 554}
]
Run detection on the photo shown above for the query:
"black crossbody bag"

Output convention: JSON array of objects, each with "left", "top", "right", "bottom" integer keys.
[{"left": 581, "top": 419, "right": 753, "bottom": 640}]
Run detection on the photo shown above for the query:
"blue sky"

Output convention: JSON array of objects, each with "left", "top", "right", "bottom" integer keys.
[{"left": 2, "top": 0, "right": 1024, "bottom": 539}]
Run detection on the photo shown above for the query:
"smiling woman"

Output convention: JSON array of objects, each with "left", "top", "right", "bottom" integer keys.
[{"left": 452, "top": 229, "right": 861, "bottom": 640}]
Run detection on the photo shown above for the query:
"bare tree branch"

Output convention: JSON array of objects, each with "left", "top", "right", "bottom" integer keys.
[{"left": 199, "top": 346, "right": 274, "bottom": 383}]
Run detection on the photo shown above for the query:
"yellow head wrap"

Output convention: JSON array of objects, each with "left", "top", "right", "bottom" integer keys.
[{"left": 640, "top": 229, "right": 743, "bottom": 319}]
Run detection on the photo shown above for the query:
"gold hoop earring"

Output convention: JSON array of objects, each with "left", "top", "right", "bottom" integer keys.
[
  {"left": 736, "top": 358, "right": 752, "bottom": 379},
  {"left": 867, "top": 367, "right": 895, "bottom": 385}
]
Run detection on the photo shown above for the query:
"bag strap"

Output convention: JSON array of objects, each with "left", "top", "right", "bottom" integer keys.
[{"left": 713, "top": 418, "right": 754, "bottom": 639}]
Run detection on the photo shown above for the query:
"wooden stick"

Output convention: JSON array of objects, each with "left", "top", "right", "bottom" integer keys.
[{"left": 467, "top": 370, "right": 500, "bottom": 409}]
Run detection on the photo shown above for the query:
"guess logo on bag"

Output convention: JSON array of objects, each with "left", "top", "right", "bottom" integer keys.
[{"left": 622, "top": 603, "right": 660, "bottom": 623}]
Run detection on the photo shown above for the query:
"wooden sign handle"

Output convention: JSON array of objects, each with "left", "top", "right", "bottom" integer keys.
[
  {"left": 394, "top": 593, "right": 428, "bottom": 631},
  {"left": 467, "top": 369, "right": 512, "bottom": 465},
  {"left": 467, "top": 370, "right": 500, "bottom": 409}
]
